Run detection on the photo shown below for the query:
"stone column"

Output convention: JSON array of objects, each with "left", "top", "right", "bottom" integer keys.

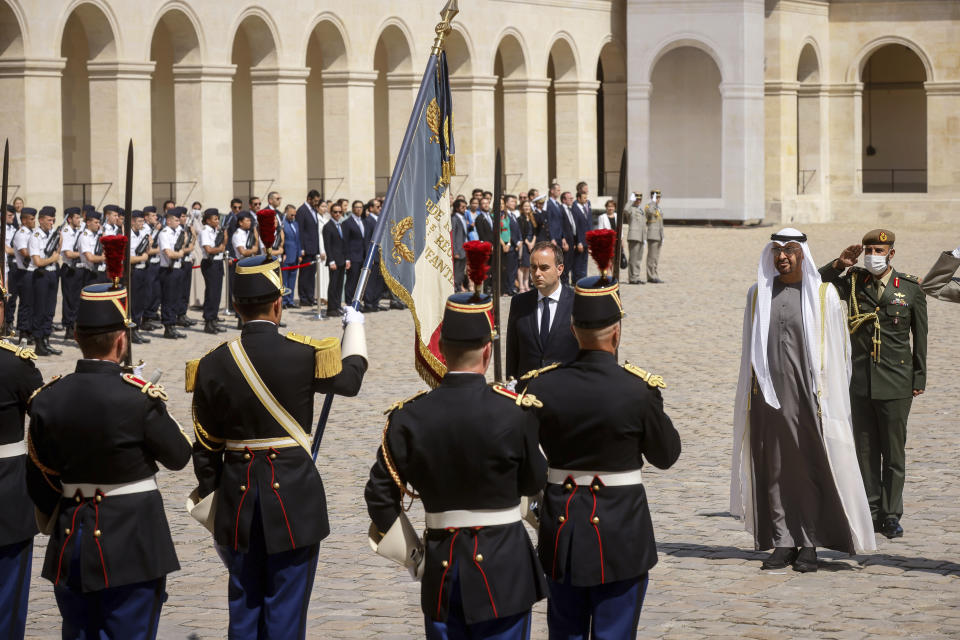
[
  {"left": 503, "top": 77, "right": 551, "bottom": 192},
  {"left": 824, "top": 82, "right": 863, "bottom": 205},
  {"left": 0, "top": 58, "right": 65, "bottom": 210},
  {"left": 320, "top": 70, "right": 378, "bottom": 198},
  {"left": 626, "top": 82, "right": 651, "bottom": 199},
  {"left": 601, "top": 81, "right": 626, "bottom": 194},
  {"left": 553, "top": 80, "right": 600, "bottom": 190},
  {"left": 720, "top": 82, "right": 765, "bottom": 221},
  {"left": 924, "top": 81, "right": 960, "bottom": 197},
  {"left": 170, "top": 64, "right": 236, "bottom": 208},
  {"left": 450, "top": 75, "right": 497, "bottom": 192},
  {"left": 250, "top": 67, "right": 310, "bottom": 202},
  {"left": 86, "top": 61, "right": 156, "bottom": 207},
  {"left": 763, "top": 81, "right": 798, "bottom": 223},
  {"left": 385, "top": 72, "right": 421, "bottom": 175}
]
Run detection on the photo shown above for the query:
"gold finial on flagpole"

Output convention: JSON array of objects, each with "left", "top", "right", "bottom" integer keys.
[{"left": 431, "top": 0, "right": 460, "bottom": 55}]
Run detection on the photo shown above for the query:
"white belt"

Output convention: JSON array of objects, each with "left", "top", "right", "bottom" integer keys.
[
  {"left": 61, "top": 475, "right": 158, "bottom": 498},
  {"left": 0, "top": 441, "right": 26, "bottom": 459},
  {"left": 547, "top": 468, "right": 643, "bottom": 487},
  {"left": 226, "top": 437, "right": 300, "bottom": 451},
  {"left": 425, "top": 506, "right": 522, "bottom": 530},
  {"left": 135, "top": 263, "right": 147, "bottom": 270}
]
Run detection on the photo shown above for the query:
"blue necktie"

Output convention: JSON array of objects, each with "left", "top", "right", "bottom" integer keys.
[{"left": 540, "top": 297, "right": 550, "bottom": 348}]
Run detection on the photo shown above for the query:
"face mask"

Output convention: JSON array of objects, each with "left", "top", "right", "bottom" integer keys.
[{"left": 864, "top": 254, "right": 889, "bottom": 276}]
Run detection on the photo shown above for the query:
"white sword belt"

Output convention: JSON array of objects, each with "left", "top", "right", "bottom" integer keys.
[
  {"left": 546, "top": 468, "right": 643, "bottom": 487},
  {"left": 61, "top": 475, "right": 158, "bottom": 499},
  {"left": 0, "top": 441, "right": 27, "bottom": 459},
  {"left": 226, "top": 437, "right": 300, "bottom": 452},
  {"left": 425, "top": 506, "right": 522, "bottom": 530}
]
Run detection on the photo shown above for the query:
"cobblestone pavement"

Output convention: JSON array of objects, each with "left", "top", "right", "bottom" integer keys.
[{"left": 22, "top": 223, "right": 960, "bottom": 639}]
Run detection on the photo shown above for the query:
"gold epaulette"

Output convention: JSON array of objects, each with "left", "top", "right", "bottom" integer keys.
[
  {"left": 384, "top": 390, "right": 428, "bottom": 415},
  {"left": 122, "top": 373, "right": 169, "bottom": 401},
  {"left": 491, "top": 383, "right": 543, "bottom": 408},
  {"left": 286, "top": 332, "right": 342, "bottom": 378},
  {"left": 28, "top": 375, "right": 62, "bottom": 406},
  {"left": 623, "top": 362, "right": 666, "bottom": 389},
  {"left": 0, "top": 340, "right": 38, "bottom": 362},
  {"left": 184, "top": 341, "right": 226, "bottom": 392},
  {"left": 519, "top": 362, "right": 561, "bottom": 381},
  {"left": 898, "top": 273, "right": 919, "bottom": 283}
]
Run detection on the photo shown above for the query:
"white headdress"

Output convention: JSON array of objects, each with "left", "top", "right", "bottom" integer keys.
[{"left": 750, "top": 227, "right": 823, "bottom": 410}]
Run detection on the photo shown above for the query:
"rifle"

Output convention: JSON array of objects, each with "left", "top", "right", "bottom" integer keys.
[
  {"left": 213, "top": 227, "right": 225, "bottom": 247},
  {"left": 44, "top": 221, "right": 65, "bottom": 258},
  {"left": 244, "top": 228, "right": 256, "bottom": 251},
  {"left": 134, "top": 231, "right": 150, "bottom": 256}
]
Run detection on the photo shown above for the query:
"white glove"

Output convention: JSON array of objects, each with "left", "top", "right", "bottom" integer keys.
[
  {"left": 133, "top": 363, "right": 146, "bottom": 378},
  {"left": 341, "top": 306, "right": 365, "bottom": 327},
  {"left": 952, "top": 246, "right": 960, "bottom": 259},
  {"left": 505, "top": 379, "right": 518, "bottom": 392}
]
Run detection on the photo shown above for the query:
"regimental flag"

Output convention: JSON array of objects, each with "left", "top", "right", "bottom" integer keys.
[{"left": 379, "top": 52, "right": 456, "bottom": 387}]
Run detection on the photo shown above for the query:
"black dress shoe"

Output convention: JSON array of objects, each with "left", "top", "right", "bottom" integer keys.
[
  {"left": 793, "top": 547, "right": 818, "bottom": 573},
  {"left": 650, "top": 278, "right": 664, "bottom": 284},
  {"left": 389, "top": 300, "right": 405, "bottom": 310},
  {"left": 327, "top": 309, "right": 343, "bottom": 317},
  {"left": 140, "top": 320, "right": 159, "bottom": 331},
  {"left": 176, "top": 315, "right": 196, "bottom": 327},
  {"left": 34, "top": 339, "right": 51, "bottom": 356},
  {"left": 43, "top": 337, "right": 62, "bottom": 356},
  {"left": 214, "top": 321, "right": 228, "bottom": 333},
  {"left": 881, "top": 517, "right": 904, "bottom": 539},
  {"left": 63, "top": 328, "right": 74, "bottom": 342},
  {"left": 204, "top": 321, "right": 219, "bottom": 335},
  {"left": 131, "top": 330, "right": 150, "bottom": 344},
  {"left": 163, "top": 326, "right": 180, "bottom": 339},
  {"left": 761, "top": 547, "right": 798, "bottom": 570}
]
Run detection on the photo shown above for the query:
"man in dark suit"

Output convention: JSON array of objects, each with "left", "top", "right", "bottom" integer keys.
[
  {"left": 504, "top": 195, "right": 522, "bottom": 296},
  {"left": 281, "top": 205, "right": 302, "bottom": 308},
  {"left": 322, "top": 203, "right": 346, "bottom": 317},
  {"left": 545, "top": 182, "right": 565, "bottom": 249},
  {"left": 572, "top": 191, "right": 591, "bottom": 282},
  {"left": 556, "top": 192, "right": 578, "bottom": 285},
  {"left": 295, "top": 190, "right": 322, "bottom": 306},
  {"left": 474, "top": 198, "right": 496, "bottom": 293},
  {"left": 343, "top": 200, "right": 366, "bottom": 304},
  {"left": 361, "top": 200, "right": 384, "bottom": 312},
  {"left": 451, "top": 200, "right": 469, "bottom": 292},
  {"left": 505, "top": 242, "right": 579, "bottom": 379}
]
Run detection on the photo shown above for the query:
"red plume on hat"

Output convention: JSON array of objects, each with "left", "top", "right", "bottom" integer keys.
[
  {"left": 586, "top": 229, "right": 617, "bottom": 280},
  {"left": 463, "top": 241, "right": 492, "bottom": 298},
  {"left": 255, "top": 210, "right": 277, "bottom": 254},
  {"left": 101, "top": 235, "right": 128, "bottom": 286}
]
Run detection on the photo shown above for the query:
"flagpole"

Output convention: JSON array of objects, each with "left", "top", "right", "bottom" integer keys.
[
  {"left": 122, "top": 140, "right": 134, "bottom": 368},
  {"left": 313, "top": 0, "right": 460, "bottom": 461},
  {"left": 491, "top": 150, "right": 503, "bottom": 381}
]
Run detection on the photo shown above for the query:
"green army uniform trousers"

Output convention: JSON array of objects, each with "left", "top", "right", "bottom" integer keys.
[{"left": 850, "top": 393, "right": 912, "bottom": 522}]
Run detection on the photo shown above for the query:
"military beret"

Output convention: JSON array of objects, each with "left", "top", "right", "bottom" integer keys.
[
  {"left": 143, "top": 205, "right": 157, "bottom": 213},
  {"left": 862, "top": 229, "right": 895, "bottom": 245},
  {"left": 164, "top": 208, "right": 181, "bottom": 218},
  {"left": 237, "top": 211, "right": 253, "bottom": 222},
  {"left": 38, "top": 206, "right": 56, "bottom": 217},
  {"left": 104, "top": 204, "right": 120, "bottom": 213},
  {"left": 65, "top": 206, "right": 82, "bottom": 216},
  {"left": 5, "top": 204, "right": 14, "bottom": 213},
  {"left": 132, "top": 209, "right": 144, "bottom": 219},
  {"left": 85, "top": 210, "right": 102, "bottom": 221},
  {"left": 174, "top": 206, "right": 188, "bottom": 216},
  {"left": 202, "top": 208, "right": 220, "bottom": 221},
  {"left": 82, "top": 204, "right": 96, "bottom": 213},
  {"left": 20, "top": 207, "right": 36, "bottom": 217}
]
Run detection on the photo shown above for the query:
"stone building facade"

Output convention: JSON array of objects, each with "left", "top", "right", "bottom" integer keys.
[{"left": 0, "top": 0, "right": 957, "bottom": 223}]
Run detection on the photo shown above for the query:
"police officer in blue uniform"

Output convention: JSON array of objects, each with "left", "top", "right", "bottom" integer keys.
[
  {"left": 523, "top": 248, "right": 681, "bottom": 639},
  {"left": 365, "top": 279, "right": 548, "bottom": 640},
  {"left": 189, "top": 253, "right": 368, "bottom": 640},
  {"left": 0, "top": 286, "right": 43, "bottom": 639},
  {"left": 25, "top": 281, "right": 192, "bottom": 639}
]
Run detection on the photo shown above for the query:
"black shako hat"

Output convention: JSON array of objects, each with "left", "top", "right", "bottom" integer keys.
[
  {"left": 233, "top": 255, "right": 287, "bottom": 304},
  {"left": 440, "top": 292, "right": 497, "bottom": 346},
  {"left": 77, "top": 283, "right": 134, "bottom": 334},
  {"left": 572, "top": 276, "right": 624, "bottom": 329}
]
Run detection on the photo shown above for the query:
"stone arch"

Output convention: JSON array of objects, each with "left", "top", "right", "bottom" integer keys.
[
  {"left": 597, "top": 37, "right": 627, "bottom": 194},
  {"left": 796, "top": 40, "right": 821, "bottom": 195},
  {"left": 848, "top": 36, "right": 934, "bottom": 84},
  {"left": 60, "top": 1, "right": 120, "bottom": 207},
  {"left": 373, "top": 21, "right": 415, "bottom": 193},
  {"left": 546, "top": 33, "right": 579, "bottom": 81},
  {"left": 547, "top": 34, "right": 581, "bottom": 184},
  {"left": 494, "top": 31, "right": 530, "bottom": 191},
  {"left": 150, "top": 6, "right": 203, "bottom": 206},
  {"left": 0, "top": 0, "right": 25, "bottom": 57},
  {"left": 492, "top": 29, "right": 528, "bottom": 79},
  {"left": 859, "top": 42, "right": 928, "bottom": 193},
  {"left": 445, "top": 24, "right": 472, "bottom": 77},
  {"left": 305, "top": 16, "right": 350, "bottom": 198},
  {"left": 645, "top": 34, "right": 726, "bottom": 86},
  {"left": 231, "top": 11, "right": 280, "bottom": 201},
  {"left": 649, "top": 45, "right": 723, "bottom": 198}
]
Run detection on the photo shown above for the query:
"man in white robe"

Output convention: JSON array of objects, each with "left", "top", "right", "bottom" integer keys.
[{"left": 731, "top": 228, "right": 875, "bottom": 572}]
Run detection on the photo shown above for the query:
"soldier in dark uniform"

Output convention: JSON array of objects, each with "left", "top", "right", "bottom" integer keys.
[
  {"left": 189, "top": 254, "right": 368, "bottom": 640},
  {"left": 0, "top": 286, "right": 43, "bottom": 639},
  {"left": 59, "top": 207, "right": 85, "bottom": 341},
  {"left": 819, "top": 229, "right": 927, "bottom": 539},
  {"left": 142, "top": 206, "right": 163, "bottom": 328},
  {"left": 523, "top": 248, "right": 681, "bottom": 639},
  {"left": 25, "top": 281, "right": 192, "bottom": 639},
  {"left": 364, "top": 285, "right": 548, "bottom": 639}
]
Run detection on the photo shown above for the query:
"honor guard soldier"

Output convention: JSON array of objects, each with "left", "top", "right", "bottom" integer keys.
[
  {"left": 0, "top": 285, "right": 43, "bottom": 639},
  {"left": 142, "top": 206, "right": 163, "bottom": 329},
  {"left": 29, "top": 206, "right": 62, "bottom": 356},
  {"left": 365, "top": 242, "right": 548, "bottom": 640},
  {"left": 643, "top": 190, "right": 664, "bottom": 283},
  {"left": 188, "top": 251, "right": 368, "bottom": 640},
  {"left": 25, "top": 275, "right": 192, "bottom": 639},
  {"left": 78, "top": 209, "right": 107, "bottom": 287},
  {"left": 128, "top": 210, "right": 152, "bottom": 344},
  {"left": 522, "top": 230, "right": 681, "bottom": 639},
  {"left": 175, "top": 207, "right": 197, "bottom": 329},
  {"left": 157, "top": 208, "right": 186, "bottom": 339},
  {"left": 199, "top": 208, "right": 227, "bottom": 334},
  {"left": 819, "top": 229, "right": 927, "bottom": 539},
  {"left": 59, "top": 207, "right": 84, "bottom": 341},
  {"left": 12, "top": 207, "right": 36, "bottom": 343},
  {"left": 101, "top": 204, "right": 121, "bottom": 236}
]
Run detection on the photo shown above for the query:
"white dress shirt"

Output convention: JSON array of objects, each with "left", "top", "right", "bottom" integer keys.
[
  {"left": 200, "top": 224, "right": 224, "bottom": 261},
  {"left": 536, "top": 284, "right": 563, "bottom": 334}
]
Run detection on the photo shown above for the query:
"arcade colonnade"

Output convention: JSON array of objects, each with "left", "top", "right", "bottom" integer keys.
[{"left": 0, "top": 0, "right": 628, "bottom": 212}]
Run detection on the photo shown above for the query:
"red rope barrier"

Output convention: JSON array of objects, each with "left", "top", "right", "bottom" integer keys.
[{"left": 193, "top": 259, "right": 318, "bottom": 271}]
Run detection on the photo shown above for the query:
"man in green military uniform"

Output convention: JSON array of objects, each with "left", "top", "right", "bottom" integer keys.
[
  {"left": 643, "top": 190, "right": 664, "bottom": 283},
  {"left": 819, "top": 229, "right": 927, "bottom": 539}
]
